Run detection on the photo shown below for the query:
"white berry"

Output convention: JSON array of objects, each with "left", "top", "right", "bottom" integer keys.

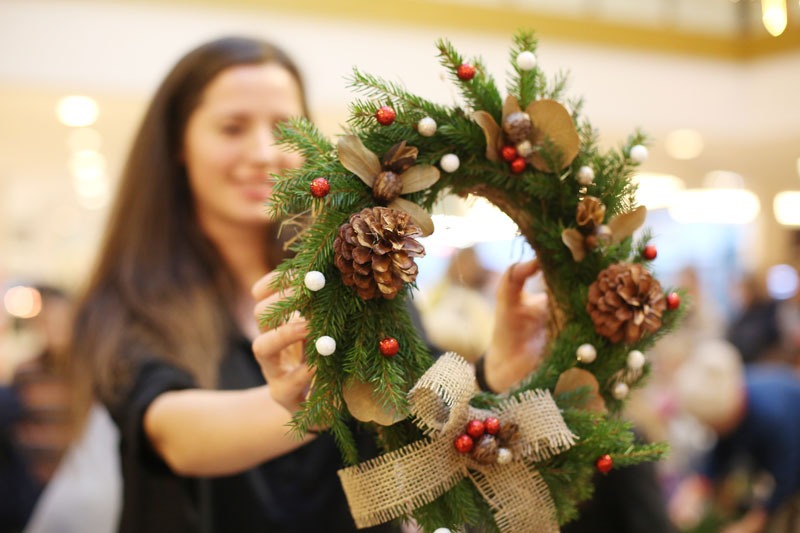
[
  {"left": 576, "top": 343, "right": 597, "bottom": 364},
  {"left": 417, "top": 117, "right": 437, "bottom": 137},
  {"left": 577, "top": 165, "right": 595, "bottom": 185},
  {"left": 612, "top": 382, "right": 629, "bottom": 400},
  {"left": 627, "top": 350, "right": 646, "bottom": 371},
  {"left": 497, "top": 448, "right": 513, "bottom": 465},
  {"left": 304, "top": 271, "right": 326, "bottom": 291},
  {"left": 315, "top": 336, "right": 336, "bottom": 356},
  {"left": 516, "top": 139, "right": 533, "bottom": 158},
  {"left": 440, "top": 153, "right": 460, "bottom": 173},
  {"left": 630, "top": 144, "right": 648, "bottom": 164},
  {"left": 433, "top": 529, "right": 452, "bottom": 533},
  {"left": 516, "top": 51, "right": 537, "bottom": 71}
]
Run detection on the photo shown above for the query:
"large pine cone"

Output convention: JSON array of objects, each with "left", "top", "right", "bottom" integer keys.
[
  {"left": 586, "top": 263, "right": 666, "bottom": 343},
  {"left": 333, "top": 207, "right": 425, "bottom": 300}
]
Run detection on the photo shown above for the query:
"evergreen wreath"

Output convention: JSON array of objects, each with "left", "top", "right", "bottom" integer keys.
[{"left": 261, "top": 30, "right": 685, "bottom": 532}]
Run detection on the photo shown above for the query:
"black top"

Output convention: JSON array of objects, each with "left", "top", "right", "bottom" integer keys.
[
  {"left": 0, "top": 386, "right": 42, "bottom": 533},
  {"left": 108, "top": 335, "right": 395, "bottom": 533}
]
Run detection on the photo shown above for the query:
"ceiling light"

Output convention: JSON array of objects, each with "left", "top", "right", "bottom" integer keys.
[
  {"left": 632, "top": 174, "right": 685, "bottom": 210},
  {"left": 774, "top": 191, "right": 800, "bottom": 226},
  {"left": 56, "top": 96, "right": 99, "bottom": 127},
  {"left": 664, "top": 129, "right": 704, "bottom": 160},
  {"left": 703, "top": 170, "right": 744, "bottom": 189},
  {"left": 669, "top": 189, "right": 760, "bottom": 224},
  {"left": 762, "top": 0, "right": 788, "bottom": 37}
]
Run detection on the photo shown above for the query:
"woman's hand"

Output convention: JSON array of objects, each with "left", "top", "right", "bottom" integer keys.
[
  {"left": 251, "top": 272, "right": 314, "bottom": 414},
  {"left": 484, "top": 259, "right": 548, "bottom": 392}
]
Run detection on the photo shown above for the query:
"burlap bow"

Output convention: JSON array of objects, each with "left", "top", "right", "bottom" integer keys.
[{"left": 338, "top": 353, "right": 577, "bottom": 532}]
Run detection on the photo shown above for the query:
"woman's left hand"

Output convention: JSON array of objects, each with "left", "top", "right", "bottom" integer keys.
[
  {"left": 483, "top": 259, "right": 548, "bottom": 392},
  {"left": 251, "top": 273, "right": 314, "bottom": 414}
]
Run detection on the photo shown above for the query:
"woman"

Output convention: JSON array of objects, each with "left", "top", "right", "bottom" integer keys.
[{"left": 71, "top": 36, "right": 549, "bottom": 532}]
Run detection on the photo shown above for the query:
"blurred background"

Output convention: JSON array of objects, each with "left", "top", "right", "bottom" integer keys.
[{"left": 1, "top": 0, "right": 800, "bottom": 531}]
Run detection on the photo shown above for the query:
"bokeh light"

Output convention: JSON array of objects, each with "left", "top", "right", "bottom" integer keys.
[{"left": 3, "top": 286, "right": 42, "bottom": 319}]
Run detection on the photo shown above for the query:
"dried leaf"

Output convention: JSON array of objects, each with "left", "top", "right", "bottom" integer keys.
[
  {"left": 526, "top": 99, "right": 580, "bottom": 172},
  {"left": 502, "top": 94, "right": 522, "bottom": 123},
  {"left": 389, "top": 197, "right": 434, "bottom": 237},
  {"left": 554, "top": 368, "right": 607, "bottom": 414},
  {"left": 337, "top": 135, "right": 380, "bottom": 186},
  {"left": 562, "top": 228, "right": 587, "bottom": 262},
  {"left": 471, "top": 110, "right": 501, "bottom": 162},
  {"left": 342, "top": 379, "right": 404, "bottom": 426},
  {"left": 399, "top": 165, "right": 440, "bottom": 194},
  {"left": 608, "top": 206, "right": 647, "bottom": 244}
]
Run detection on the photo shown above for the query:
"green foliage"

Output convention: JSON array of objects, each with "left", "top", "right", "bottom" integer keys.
[{"left": 263, "top": 29, "right": 683, "bottom": 531}]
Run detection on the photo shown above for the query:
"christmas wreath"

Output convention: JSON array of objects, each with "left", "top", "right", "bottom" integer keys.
[{"left": 262, "top": 30, "right": 684, "bottom": 533}]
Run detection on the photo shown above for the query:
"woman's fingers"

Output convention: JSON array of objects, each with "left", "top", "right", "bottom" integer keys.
[
  {"left": 253, "top": 288, "right": 295, "bottom": 329},
  {"left": 252, "top": 318, "right": 308, "bottom": 380},
  {"left": 497, "top": 258, "right": 540, "bottom": 307},
  {"left": 252, "top": 271, "right": 281, "bottom": 301}
]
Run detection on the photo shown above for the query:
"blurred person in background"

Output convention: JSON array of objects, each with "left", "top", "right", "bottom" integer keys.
[
  {"left": 11, "top": 286, "right": 122, "bottom": 533},
  {"left": 418, "top": 246, "right": 496, "bottom": 363},
  {"left": 67, "top": 35, "right": 552, "bottom": 532},
  {"left": 670, "top": 340, "right": 800, "bottom": 533},
  {"left": 727, "top": 273, "right": 782, "bottom": 365},
  {"left": 1, "top": 300, "right": 42, "bottom": 533}
]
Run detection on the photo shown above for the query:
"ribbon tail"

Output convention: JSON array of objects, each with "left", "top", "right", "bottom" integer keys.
[
  {"left": 468, "top": 463, "right": 559, "bottom": 533},
  {"left": 338, "top": 438, "right": 466, "bottom": 528}
]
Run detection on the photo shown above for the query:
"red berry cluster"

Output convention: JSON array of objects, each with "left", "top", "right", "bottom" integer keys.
[
  {"left": 453, "top": 417, "right": 500, "bottom": 453},
  {"left": 500, "top": 145, "right": 527, "bottom": 174}
]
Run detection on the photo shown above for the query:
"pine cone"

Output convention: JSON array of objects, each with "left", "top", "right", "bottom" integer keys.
[
  {"left": 333, "top": 207, "right": 425, "bottom": 300},
  {"left": 576, "top": 196, "right": 606, "bottom": 231},
  {"left": 586, "top": 263, "right": 667, "bottom": 344},
  {"left": 471, "top": 434, "right": 499, "bottom": 465}
]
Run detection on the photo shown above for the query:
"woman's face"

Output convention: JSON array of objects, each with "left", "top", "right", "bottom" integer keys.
[{"left": 183, "top": 63, "right": 305, "bottom": 228}]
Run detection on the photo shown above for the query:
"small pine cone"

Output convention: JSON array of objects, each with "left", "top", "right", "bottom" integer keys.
[
  {"left": 373, "top": 171, "right": 403, "bottom": 203},
  {"left": 576, "top": 196, "right": 606, "bottom": 231},
  {"left": 381, "top": 141, "right": 419, "bottom": 174},
  {"left": 333, "top": 207, "right": 425, "bottom": 300},
  {"left": 498, "top": 422, "right": 521, "bottom": 447},
  {"left": 471, "top": 434, "right": 499, "bottom": 465},
  {"left": 586, "top": 263, "right": 667, "bottom": 344},
  {"left": 502, "top": 112, "right": 533, "bottom": 144}
]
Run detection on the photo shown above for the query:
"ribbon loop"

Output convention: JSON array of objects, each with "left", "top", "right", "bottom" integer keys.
[
  {"left": 338, "top": 353, "right": 577, "bottom": 532},
  {"left": 407, "top": 352, "right": 475, "bottom": 436}
]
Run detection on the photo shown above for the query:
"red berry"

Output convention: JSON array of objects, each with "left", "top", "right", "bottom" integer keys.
[
  {"left": 466, "top": 419, "right": 485, "bottom": 439},
  {"left": 643, "top": 245, "right": 657, "bottom": 260},
  {"left": 375, "top": 106, "right": 396, "bottom": 126},
  {"left": 310, "top": 177, "right": 330, "bottom": 198},
  {"left": 484, "top": 417, "right": 500, "bottom": 435},
  {"left": 379, "top": 337, "right": 399, "bottom": 357},
  {"left": 510, "top": 157, "right": 526, "bottom": 174},
  {"left": 667, "top": 292, "right": 681, "bottom": 310},
  {"left": 457, "top": 63, "right": 475, "bottom": 81},
  {"left": 501, "top": 145, "right": 517, "bottom": 162},
  {"left": 454, "top": 434, "right": 474, "bottom": 453},
  {"left": 596, "top": 454, "right": 613, "bottom": 474}
]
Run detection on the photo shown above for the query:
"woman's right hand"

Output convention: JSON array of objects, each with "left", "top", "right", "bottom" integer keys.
[{"left": 251, "top": 272, "right": 314, "bottom": 414}]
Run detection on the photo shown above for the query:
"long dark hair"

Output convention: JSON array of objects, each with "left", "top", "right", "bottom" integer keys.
[{"left": 69, "top": 37, "right": 308, "bottom": 424}]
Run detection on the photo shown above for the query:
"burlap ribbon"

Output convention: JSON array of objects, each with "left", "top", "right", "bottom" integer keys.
[{"left": 338, "top": 353, "right": 577, "bottom": 532}]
